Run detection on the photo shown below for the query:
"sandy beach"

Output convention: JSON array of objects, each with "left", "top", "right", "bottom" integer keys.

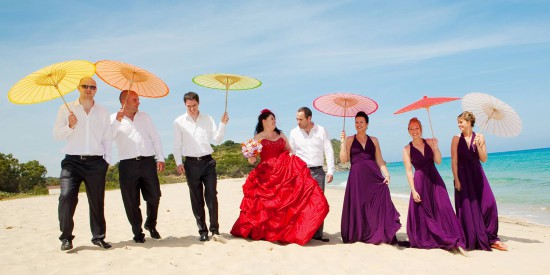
[{"left": 2, "top": 178, "right": 549, "bottom": 274}]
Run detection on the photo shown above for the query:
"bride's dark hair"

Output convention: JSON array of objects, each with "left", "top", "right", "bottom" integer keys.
[{"left": 255, "top": 109, "right": 282, "bottom": 135}]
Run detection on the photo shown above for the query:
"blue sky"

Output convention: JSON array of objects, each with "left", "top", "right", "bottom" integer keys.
[{"left": 1, "top": 0, "right": 549, "bottom": 176}]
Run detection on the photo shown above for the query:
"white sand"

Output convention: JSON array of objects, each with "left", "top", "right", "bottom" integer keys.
[{"left": 2, "top": 178, "right": 549, "bottom": 274}]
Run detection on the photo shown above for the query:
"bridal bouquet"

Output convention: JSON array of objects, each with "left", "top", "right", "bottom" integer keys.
[{"left": 241, "top": 139, "right": 263, "bottom": 158}]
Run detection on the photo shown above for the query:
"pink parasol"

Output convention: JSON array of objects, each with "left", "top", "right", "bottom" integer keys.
[{"left": 313, "top": 92, "right": 378, "bottom": 131}]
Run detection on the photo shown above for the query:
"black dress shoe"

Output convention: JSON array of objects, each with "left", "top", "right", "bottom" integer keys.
[
  {"left": 211, "top": 230, "right": 220, "bottom": 236},
  {"left": 144, "top": 225, "right": 161, "bottom": 239},
  {"left": 313, "top": 236, "right": 330, "bottom": 242},
  {"left": 133, "top": 234, "right": 146, "bottom": 243},
  {"left": 199, "top": 233, "right": 209, "bottom": 242},
  {"left": 61, "top": 239, "right": 73, "bottom": 251},
  {"left": 92, "top": 239, "right": 112, "bottom": 249}
]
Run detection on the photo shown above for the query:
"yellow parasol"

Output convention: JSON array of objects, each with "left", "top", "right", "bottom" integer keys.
[
  {"left": 8, "top": 60, "right": 96, "bottom": 111},
  {"left": 192, "top": 73, "right": 261, "bottom": 112}
]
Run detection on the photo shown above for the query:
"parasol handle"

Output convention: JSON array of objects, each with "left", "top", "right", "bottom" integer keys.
[
  {"left": 341, "top": 100, "right": 347, "bottom": 143},
  {"left": 122, "top": 82, "right": 134, "bottom": 110},
  {"left": 473, "top": 108, "right": 495, "bottom": 152},
  {"left": 54, "top": 85, "right": 71, "bottom": 113},
  {"left": 426, "top": 107, "right": 435, "bottom": 138},
  {"left": 224, "top": 85, "right": 229, "bottom": 113},
  {"left": 473, "top": 111, "right": 492, "bottom": 153}
]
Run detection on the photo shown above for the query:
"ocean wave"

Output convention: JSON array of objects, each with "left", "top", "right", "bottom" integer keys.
[{"left": 390, "top": 193, "right": 410, "bottom": 199}]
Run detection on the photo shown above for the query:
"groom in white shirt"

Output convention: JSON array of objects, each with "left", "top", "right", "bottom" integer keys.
[
  {"left": 174, "top": 91, "right": 228, "bottom": 242},
  {"left": 111, "top": 90, "right": 165, "bottom": 243},
  {"left": 289, "top": 106, "right": 335, "bottom": 242}
]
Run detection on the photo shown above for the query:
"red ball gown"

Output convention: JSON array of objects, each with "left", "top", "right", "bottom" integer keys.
[{"left": 230, "top": 138, "right": 329, "bottom": 245}]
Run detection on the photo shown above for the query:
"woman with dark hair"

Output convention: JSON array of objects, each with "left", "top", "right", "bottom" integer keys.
[
  {"left": 230, "top": 109, "right": 329, "bottom": 245},
  {"left": 339, "top": 111, "right": 401, "bottom": 244},
  {"left": 452, "top": 111, "right": 507, "bottom": 251},
  {"left": 403, "top": 117, "right": 465, "bottom": 253}
]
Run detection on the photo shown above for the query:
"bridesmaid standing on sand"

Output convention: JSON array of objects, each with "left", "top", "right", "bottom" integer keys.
[
  {"left": 403, "top": 117, "right": 465, "bottom": 253},
  {"left": 451, "top": 111, "right": 508, "bottom": 251},
  {"left": 339, "top": 111, "right": 401, "bottom": 244}
]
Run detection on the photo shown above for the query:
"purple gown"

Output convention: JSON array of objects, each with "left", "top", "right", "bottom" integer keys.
[
  {"left": 455, "top": 132, "right": 500, "bottom": 251},
  {"left": 406, "top": 139, "right": 465, "bottom": 250},
  {"left": 341, "top": 135, "right": 401, "bottom": 244}
]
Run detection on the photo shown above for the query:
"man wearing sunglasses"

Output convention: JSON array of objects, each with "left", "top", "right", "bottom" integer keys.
[{"left": 53, "top": 77, "right": 112, "bottom": 251}]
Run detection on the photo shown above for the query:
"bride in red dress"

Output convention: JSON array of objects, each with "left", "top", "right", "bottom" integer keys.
[{"left": 230, "top": 109, "right": 329, "bottom": 245}]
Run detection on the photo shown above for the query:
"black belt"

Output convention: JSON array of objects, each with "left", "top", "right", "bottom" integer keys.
[
  {"left": 122, "top": 156, "right": 154, "bottom": 161},
  {"left": 66, "top": 154, "right": 103, "bottom": 161},
  {"left": 185, "top": 155, "right": 212, "bottom": 161},
  {"left": 308, "top": 166, "right": 323, "bottom": 170}
]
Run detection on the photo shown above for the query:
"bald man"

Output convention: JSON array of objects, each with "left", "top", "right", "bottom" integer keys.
[
  {"left": 53, "top": 77, "right": 112, "bottom": 251},
  {"left": 111, "top": 90, "right": 165, "bottom": 243}
]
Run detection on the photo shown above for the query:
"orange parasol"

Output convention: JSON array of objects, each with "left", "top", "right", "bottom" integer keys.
[
  {"left": 394, "top": 95, "right": 460, "bottom": 138},
  {"left": 95, "top": 60, "right": 169, "bottom": 100}
]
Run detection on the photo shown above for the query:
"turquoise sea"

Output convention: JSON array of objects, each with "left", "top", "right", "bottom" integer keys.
[{"left": 329, "top": 147, "right": 550, "bottom": 226}]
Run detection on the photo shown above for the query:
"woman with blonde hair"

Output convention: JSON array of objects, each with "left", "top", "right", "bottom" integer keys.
[{"left": 452, "top": 111, "right": 507, "bottom": 251}]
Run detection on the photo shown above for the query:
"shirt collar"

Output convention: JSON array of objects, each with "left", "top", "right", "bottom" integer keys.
[
  {"left": 184, "top": 111, "right": 201, "bottom": 120},
  {"left": 300, "top": 122, "right": 317, "bottom": 134},
  {"left": 73, "top": 99, "right": 95, "bottom": 108}
]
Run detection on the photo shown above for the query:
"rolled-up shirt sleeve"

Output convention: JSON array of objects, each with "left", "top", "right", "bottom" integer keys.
[
  {"left": 323, "top": 128, "right": 335, "bottom": 175},
  {"left": 173, "top": 119, "right": 184, "bottom": 166},
  {"left": 147, "top": 115, "right": 164, "bottom": 161},
  {"left": 211, "top": 117, "right": 226, "bottom": 145},
  {"left": 101, "top": 112, "right": 112, "bottom": 164},
  {"left": 53, "top": 105, "right": 74, "bottom": 140}
]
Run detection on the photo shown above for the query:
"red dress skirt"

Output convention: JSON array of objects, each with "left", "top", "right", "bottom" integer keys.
[{"left": 230, "top": 138, "right": 329, "bottom": 245}]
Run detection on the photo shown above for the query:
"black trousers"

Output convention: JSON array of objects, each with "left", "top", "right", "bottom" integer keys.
[
  {"left": 184, "top": 157, "right": 218, "bottom": 234},
  {"left": 118, "top": 156, "right": 161, "bottom": 237},
  {"left": 58, "top": 155, "right": 109, "bottom": 242},
  {"left": 309, "top": 167, "right": 326, "bottom": 239}
]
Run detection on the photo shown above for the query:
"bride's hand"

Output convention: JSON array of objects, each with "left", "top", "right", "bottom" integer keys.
[{"left": 248, "top": 157, "right": 256, "bottom": 165}]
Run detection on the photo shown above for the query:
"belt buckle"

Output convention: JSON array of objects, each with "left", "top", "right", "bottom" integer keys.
[
  {"left": 196, "top": 156, "right": 203, "bottom": 160},
  {"left": 135, "top": 156, "right": 142, "bottom": 160},
  {"left": 80, "top": 155, "right": 88, "bottom": 160}
]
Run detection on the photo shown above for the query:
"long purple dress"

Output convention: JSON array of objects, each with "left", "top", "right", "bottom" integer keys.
[
  {"left": 341, "top": 135, "right": 401, "bottom": 244},
  {"left": 406, "top": 139, "right": 465, "bottom": 250},
  {"left": 455, "top": 132, "right": 500, "bottom": 251}
]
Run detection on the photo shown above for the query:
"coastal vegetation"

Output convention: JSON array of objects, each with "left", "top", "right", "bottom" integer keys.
[
  {"left": 0, "top": 139, "right": 344, "bottom": 199},
  {"left": 0, "top": 153, "right": 48, "bottom": 199}
]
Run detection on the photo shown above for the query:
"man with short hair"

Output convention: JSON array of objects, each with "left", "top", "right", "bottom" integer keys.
[
  {"left": 289, "top": 106, "right": 334, "bottom": 242},
  {"left": 111, "top": 90, "right": 165, "bottom": 243},
  {"left": 173, "top": 91, "right": 229, "bottom": 242},
  {"left": 53, "top": 77, "right": 112, "bottom": 251}
]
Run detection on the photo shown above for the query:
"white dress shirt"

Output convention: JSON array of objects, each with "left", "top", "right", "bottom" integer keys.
[
  {"left": 289, "top": 123, "right": 335, "bottom": 175},
  {"left": 173, "top": 112, "right": 226, "bottom": 166},
  {"left": 111, "top": 111, "right": 165, "bottom": 161},
  {"left": 53, "top": 100, "right": 112, "bottom": 163}
]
